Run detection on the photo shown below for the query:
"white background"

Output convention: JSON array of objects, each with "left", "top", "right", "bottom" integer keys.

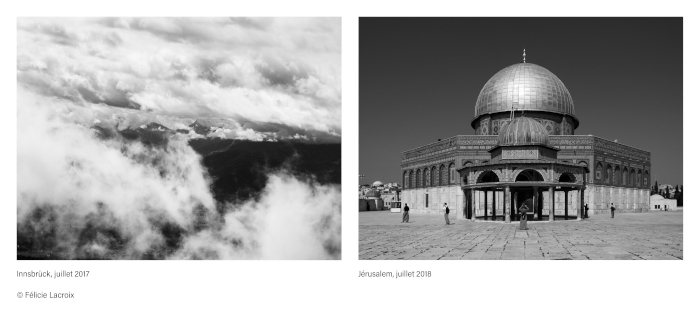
[{"left": 2, "top": 1, "right": 698, "bottom": 309}]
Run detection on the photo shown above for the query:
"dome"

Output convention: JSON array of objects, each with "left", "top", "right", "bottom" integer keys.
[
  {"left": 497, "top": 117, "right": 549, "bottom": 146},
  {"left": 365, "top": 189, "right": 381, "bottom": 198},
  {"left": 372, "top": 181, "right": 383, "bottom": 187},
  {"left": 475, "top": 63, "right": 575, "bottom": 118}
]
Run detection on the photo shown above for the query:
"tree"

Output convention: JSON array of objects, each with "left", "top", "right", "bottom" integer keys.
[
  {"left": 665, "top": 187, "right": 670, "bottom": 199},
  {"left": 654, "top": 181, "right": 659, "bottom": 195}
]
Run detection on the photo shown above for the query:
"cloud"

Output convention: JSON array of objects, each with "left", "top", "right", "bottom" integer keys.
[
  {"left": 17, "top": 89, "right": 341, "bottom": 259},
  {"left": 17, "top": 17, "right": 341, "bottom": 141}
]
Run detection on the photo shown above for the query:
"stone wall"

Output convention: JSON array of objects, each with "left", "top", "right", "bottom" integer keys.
[
  {"left": 584, "top": 185, "right": 650, "bottom": 214},
  {"left": 401, "top": 185, "right": 462, "bottom": 215}
]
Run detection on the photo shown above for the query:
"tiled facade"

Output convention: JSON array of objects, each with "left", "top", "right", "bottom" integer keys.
[{"left": 400, "top": 135, "right": 651, "bottom": 216}]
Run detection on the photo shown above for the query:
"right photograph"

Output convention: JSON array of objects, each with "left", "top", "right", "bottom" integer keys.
[{"left": 359, "top": 17, "right": 682, "bottom": 260}]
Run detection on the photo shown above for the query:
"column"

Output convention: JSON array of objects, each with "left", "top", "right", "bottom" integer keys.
[
  {"left": 564, "top": 189, "right": 569, "bottom": 219},
  {"left": 505, "top": 186, "right": 511, "bottom": 223},
  {"left": 549, "top": 186, "right": 555, "bottom": 221},
  {"left": 492, "top": 190, "right": 496, "bottom": 221},
  {"left": 514, "top": 192, "right": 518, "bottom": 222},
  {"left": 533, "top": 187, "right": 539, "bottom": 221},
  {"left": 578, "top": 188, "right": 583, "bottom": 220},
  {"left": 484, "top": 190, "right": 488, "bottom": 220},
  {"left": 470, "top": 189, "right": 476, "bottom": 221},
  {"left": 460, "top": 189, "right": 466, "bottom": 219}
]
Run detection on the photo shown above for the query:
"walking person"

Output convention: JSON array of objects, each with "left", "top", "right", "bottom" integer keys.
[
  {"left": 443, "top": 203, "right": 450, "bottom": 225},
  {"left": 519, "top": 203, "right": 529, "bottom": 230},
  {"left": 610, "top": 203, "right": 616, "bottom": 218},
  {"left": 584, "top": 203, "right": 589, "bottom": 219},
  {"left": 402, "top": 203, "right": 410, "bottom": 223}
]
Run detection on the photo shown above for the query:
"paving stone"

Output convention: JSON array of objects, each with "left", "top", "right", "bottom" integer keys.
[{"left": 360, "top": 210, "right": 683, "bottom": 260}]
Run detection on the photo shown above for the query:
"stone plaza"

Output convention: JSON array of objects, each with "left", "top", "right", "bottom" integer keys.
[{"left": 359, "top": 210, "right": 683, "bottom": 260}]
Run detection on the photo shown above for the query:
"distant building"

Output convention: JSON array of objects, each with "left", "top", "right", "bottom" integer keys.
[
  {"left": 363, "top": 188, "right": 384, "bottom": 211},
  {"left": 650, "top": 194, "right": 677, "bottom": 211}
]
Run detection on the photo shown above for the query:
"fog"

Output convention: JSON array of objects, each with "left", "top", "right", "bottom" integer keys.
[{"left": 17, "top": 90, "right": 341, "bottom": 259}]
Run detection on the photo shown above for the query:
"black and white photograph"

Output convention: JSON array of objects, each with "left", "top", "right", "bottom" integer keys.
[
  {"left": 17, "top": 17, "right": 342, "bottom": 260},
  {"left": 359, "top": 17, "right": 683, "bottom": 260}
]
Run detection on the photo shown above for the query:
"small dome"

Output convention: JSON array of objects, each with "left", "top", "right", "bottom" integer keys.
[
  {"left": 372, "top": 181, "right": 383, "bottom": 187},
  {"left": 498, "top": 117, "right": 549, "bottom": 146},
  {"left": 475, "top": 63, "right": 574, "bottom": 118},
  {"left": 365, "top": 189, "right": 381, "bottom": 198}
]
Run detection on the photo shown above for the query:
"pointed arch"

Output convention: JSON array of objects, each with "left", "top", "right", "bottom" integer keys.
[
  {"left": 403, "top": 170, "right": 408, "bottom": 188},
  {"left": 629, "top": 168, "right": 636, "bottom": 187},
  {"left": 476, "top": 170, "right": 500, "bottom": 183},
  {"left": 515, "top": 169, "right": 544, "bottom": 182},
  {"left": 558, "top": 171, "right": 576, "bottom": 183},
  {"left": 439, "top": 164, "right": 447, "bottom": 186},
  {"left": 416, "top": 168, "right": 423, "bottom": 188}
]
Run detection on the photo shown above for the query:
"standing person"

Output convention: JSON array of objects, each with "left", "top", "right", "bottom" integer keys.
[
  {"left": 584, "top": 204, "right": 589, "bottom": 219},
  {"left": 519, "top": 203, "right": 529, "bottom": 230},
  {"left": 610, "top": 203, "right": 616, "bottom": 218},
  {"left": 402, "top": 203, "right": 410, "bottom": 223},
  {"left": 443, "top": 203, "right": 450, "bottom": 225}
]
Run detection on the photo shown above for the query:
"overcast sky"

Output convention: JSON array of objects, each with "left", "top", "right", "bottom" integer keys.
[
  {"left": 18, "top": 17, "right": 341, "bottom": 142},
  {"left": 360, "top": 17, "right": 682, "bottom": 186},
  {"left": 16, "top": 17, "right": 342, "bottom": 259}
]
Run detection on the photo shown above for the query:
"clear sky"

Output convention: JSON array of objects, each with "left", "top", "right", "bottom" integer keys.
[{"left": 359, "top": 17, "right": 682, "bottom": 187}]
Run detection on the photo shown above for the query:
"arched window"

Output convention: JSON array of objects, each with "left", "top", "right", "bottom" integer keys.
[
  {"left": 416, "top": 168, "right": 422, "bottom": 188},
  {"left": 605, "top": 164, "right": 612, "bottom": 184},
  {"left": 432, "top": 166, "right": 439, "bottom": 186},
  {"left": 644, "top": 171, "right": 649, "bottom": 186},
  {"left": 595, "top": 162, "right": 603, "bottom": 180},
  {"left": 440, "top": 165, "right": 447, "bottom": 186},
  {"left": 622, "top": 167, "right": 628, "bottom": 185},
  {"left": 408, "top": 170, "right": 414, "bottom": 189},
  {"left": 614, "top": 166, "right": 620, "bottom": 185},
  {"left": 425, "top": 168, "right": 431, "bottom": 187},
  {"left": 449, "top": 163, "right": 456, "bottom": 184},
  {"left": 629, "top": 169, "right": 635, "bottom": 187},
  {"left": 403, "top": 171, "right": 408, "bottom": 188},
  {"left": 637, "top": 171, "right": 641, "bottom": 186}
]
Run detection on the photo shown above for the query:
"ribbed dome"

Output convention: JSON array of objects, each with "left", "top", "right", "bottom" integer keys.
[
  {"left": 365, "top": 189, "right": 381, "bottom": 198},
  {"left": 498, "top": 117, "right": 549, "bottom": 146},
  {"left": 475, "top": 63, "right": 574, "bottom": 118}
]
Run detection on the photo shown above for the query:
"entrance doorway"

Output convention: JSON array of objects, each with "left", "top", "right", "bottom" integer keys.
[{"left": 511, "top": 187, "right": 543, "bottom": 221}]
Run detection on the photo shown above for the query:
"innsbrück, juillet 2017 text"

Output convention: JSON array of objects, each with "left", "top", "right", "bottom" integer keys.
[{"left": 17, "top": 270, "right": 90, "bottom": 279}]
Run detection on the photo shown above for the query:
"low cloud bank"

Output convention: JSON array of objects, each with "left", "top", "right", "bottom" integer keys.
[{"left": 17, "top": 90, "right": 341, "bottom": 259}]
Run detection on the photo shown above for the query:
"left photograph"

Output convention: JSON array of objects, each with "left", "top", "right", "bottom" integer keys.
[{"left": 17, "top": 17, "right": 341, "bottom": 260}]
